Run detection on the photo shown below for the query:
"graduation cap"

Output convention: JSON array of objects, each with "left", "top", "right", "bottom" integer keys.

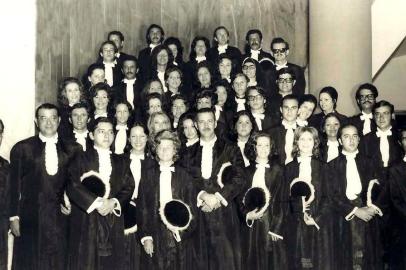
[
  {"left": 242, "top": 186, "right": 271, "bottom": 225},
  {"left": 289, "top": 178, "right": 315, "bottom": 205},
  {"left": 80, "top": 171, "right": 110, "bottom": 199},
  {"left": 216, "top": 162, "right": 232, "bottom": 189},
  {"left": 159, "top": 199, "right": 193, "bottom": 242},
  {"left": 123, "top": 200, "right": 137, "bottom": 235}
]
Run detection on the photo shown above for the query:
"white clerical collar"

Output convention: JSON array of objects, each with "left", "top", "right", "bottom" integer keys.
[
  {"left": 149, "top": 43, "right": 159, "bottom": 50},
  {"left": 342, "top": 149, "right": 358, "bottom": 158},
  {"left": 73, "top": 129, "right": 88, "bottom": 135},
  {"left": 94, "top": 145, "right": 112, "bottom": 154},
  {"left": 124, "top": 78, "right": 136, "bottom": 84},
  {"left": 39, "top": 133, "right": 58, "bottom": 143},
  {"left": 200, "top": 135, "right": 217, "bottom": 146}
]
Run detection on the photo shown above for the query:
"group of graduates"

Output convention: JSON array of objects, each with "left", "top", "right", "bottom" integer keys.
[{"left": 0, "top": 24, "right": 405, "bottom": 270}]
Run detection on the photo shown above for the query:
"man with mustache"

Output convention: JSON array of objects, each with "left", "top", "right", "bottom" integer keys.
[
  {"left": 113, "top": 55, "right": 143, "bottom": 113},
  {"left": 242, "top": 29, "right": 274, "bottom": 64},
  {"left": 350, "top": 83, "right": 378, "bottom": 136}
]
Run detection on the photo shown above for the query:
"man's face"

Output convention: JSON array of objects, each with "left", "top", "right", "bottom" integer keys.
[
  {"left": 122, "top": 60, "right": 137, "bottom": 79},
  {"left": 280, "top": 99, "right": 298, "bottom": 122},
  {"left": 70, "top": 108, "right": 89, "bottom": 132},
  {"left": 100, "top": 43, "right": 116, "bottom": 62},
  {"left": 339, "top": 126, "right": 360, "bottom": 153},
  {"left": 215, "top": 28, "right": 229, "bottom": 46},
  {"left": 242, "top": 62, "right": 256, "bottom": 79},
  {"left": 247, "top": 89, "right": 265, "bottom": 111},
  {"left": 357, "top": 89, "right": 376, "bottom": 112},
  {"left": 157, "top": 139, "right": 176, "bottom": 163},
  {"left": 196, "top": 97, "right": 212, "bottom": 110},
  {"left": 277, "top": 73, "right": 295, "bottom": 94},
  {"left": 271, "top": 42, "right": 289, "bottom": 62},
  {"left": 91, "top": 122, "right": 114, "bottom": 149},
  {"left": 149, "top": 27, "right": 162, "bottom": 45},
  {"left": 88, "top": 68, "right": 105, "bottom": 86},
  {"left": 36, "top": 108, "right": 60, "bottom": 137},
  {"left": 248, "top": 33, "right": 261, "bottom": 50},
  {"left": 374, "top": 105, "right": 392, "bottom": 131},
  {"left": 109, "top": 34, "right": 123, "bottom": 51},
  {"left": 233, "top": 76, "right": 248, "bottom": 97},
  {"left": 298, "top": 101, "right": 315, "bottom": 121},
  {"left": 196, "top": 112, "right": 216, "bottom": 139}
]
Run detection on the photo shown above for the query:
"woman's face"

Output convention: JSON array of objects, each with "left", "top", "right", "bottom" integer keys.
[
  {"left": 166, "top": 70, "right": 181, "bottom": 90},
  {"left": 215, "top": 86, "right": 228, "bottom": 106},
  {"left": 319, "top": 92, "right": 335, "bottom": 113},
  {"left": 157, "top": 139, "right": 176, "bottom": 163},
  {"left": 65, "top": 82, "right": 81, "bottom": 105},
  {"left": 171, "top": 99, "right": 187, "bottom": 119},
  {"left": 167, "top": 44, "right": 178, "bottom": 59},
  {"left": 183, "top": 119, "right": 198, "bottom": 140},
  {"left": 194, "top": 40, "right": 207, "bottom": 57},
  {"left": 197, "top": 67, "right": 211, "bottom": 87},
  {"left": 157, "top": 49, "right": 169, "bottom": 66},
  {"left": 256, "top": 136, "right": 271, "bottom": 160},
  {"left": 235, "top": 115, "right": 253, "bottom": 138},
  {"left": 148, "top": 81, "right": 163, "bottom": 94},
  {"left": 324, "top": 116, "right": 340, "bottom": 140},
  {"left": 233, "top": 76, "right": 248, "bottom": 97},
  {"left": 242, "top": 62, "right": 256, "bottom": 79},
  {"left": 93, "top": 89, "right": 109, "bottom": 111},
  {"left": 115, "top": 103, "right": 130, "bottom": 125},
  {"left": 148, "top": 98, "right": 162, "bottom": 114},
  {"left": 298, "top": 131, "right": 314, "bottom": 156},
  {"left": 298, "top": 101, "right": 315, "bottom": 121},
  {"left": 219, "top": 58, "right": 232, "bottom": 77},
  {"left": 151, "top": 115, "right": 170, "bottom": 134},
  {"left": 129, "top": 126, "right": 147, "bottom": 153}
]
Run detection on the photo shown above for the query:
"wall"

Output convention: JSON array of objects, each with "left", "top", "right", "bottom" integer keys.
[{"left": 36, "top": 0, "right": 309, "bottom": 105}]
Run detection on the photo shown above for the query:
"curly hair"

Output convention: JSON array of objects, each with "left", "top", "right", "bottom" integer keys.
[
  {"left": 291, "top": 127, "right": 320, "bottom": 159},
  {"left": 150, "top": 129, "right": 181, "bottom": 162},
  {"left": 244, "top": 132, "right": 274, "bottom": 162},
  {"left": 58, "top": 77, "right": 85, "bottom": 106}
]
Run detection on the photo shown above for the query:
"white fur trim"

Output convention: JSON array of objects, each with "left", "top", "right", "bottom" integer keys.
[
  {"left": 290, "top": 177, "right": 315, "bottom": 206},
  {"left": 216, "top": 162, "right": 232, "bottom": 188},
  {"left": 243, "top": 186, "right": 271, "bottom": 226},
  {"left": 159, "top": 199, "right": 193, "bottom": 242},
  {"left": 80, "top": 170, "right": 111, "bottom": 199}
]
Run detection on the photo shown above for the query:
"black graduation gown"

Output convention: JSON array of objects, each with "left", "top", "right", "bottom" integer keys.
[
  {"left": 252, "top": 110, "right": 280, "bottom": 133},
  {"left": 207, "top": 45, "right": 242, "bottom": 68},
  {"left": 64, "top": 130, "right": 93, "bottom": 153},
  {"left": 263, "top": 62, "right": 306, "bottom": 97},
  {"left": 58, "top": 104, "right": 74, "bottom": 139},
  {"left": 0, "top": 157, "right": 9, "bottom": 270},
  {"left": 242, "top": 49, "right": 274, "bottom": 64},
  {"left": 319, "top": 137, "right": 342, "bottom": 163},
  {"left": 388, "top": 160, "right": 406, "bottom": 269},
  {"left": 181, "top": 138, "right": 245, "bottom": 270},
  {"left": 66, "top": 148, "right": 134, "bottom": 270},
  {"left": 284, "top": 158, "right": 333, "bottom": 270},
  {"left": 238, "top": 162, "right": 288, "bottom": 270},
  {"left": 349, "top": 113, "right": 377, "bottom": 136},
  {"left": 112, "top": 79, "right": 143, "bottom": 109},
  {"left": 269, "top": 125, "right": 294, "bottom": 165},
  {"left": 267, "top": 92, "right": 283, "bottom": 117},
  {"left": 138, "top": 47, "right": 153, "bottom": 83},
  {"left": 137, "top": 163, "right": 199, "bottom": 270},
  {"left": 328, "top": 154, "right": 384, "bottom": 270},
  {"left": 308, "top": 111, "right": 348, "bottom": 132},
  {"left": 9, "top": 136, "right": 79, "bottom": 270}
]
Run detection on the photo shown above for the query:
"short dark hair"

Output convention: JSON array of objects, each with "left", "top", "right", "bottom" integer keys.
[
  {"left": 35, "top": 103, "right": 60, "bottom": 119},
  {"left": 89, "top": 82, "right": 112, "bottom": 99},
  {"left": 87, "top": 63, "right": 105, "bottom": 77},
  {"left": 299, "top": 94, "right": 318, "bottom": 108},
  {"left": 337, "top": 123, "right": 359, "bottom": 139},
  {"left": 195, "top": 107, "right": 216, "bottom": 122},
  {"left": 276, "top": 67, "right": 296, "bottom": 80},
  {"left": 69, "top": 102, "right": 91, "bottom": 117},
  {"left": 280, "top": 94, "right": 299, "bottom": 108},
  {"left": 246, "top": 86, "right": 267, "bottom": 107},
  {"left": 195, "top": 89, "right": 218, "bottom": 108},
  {"left": 108, "top": 30, "right": 124, "bottom": 41},
  {"left": 245, "top": 29, "right": 263, "bottom": 41},
  {"left": 89, "top": 117, "right": 113, "bottom": 132},
  {"left": 190, "top": 36, "right": 210, "bottom": 59},
  {"left": 99, "top": 40, "right": 118, "bottom": 54},
  {"left": 355, "top": 83, "right": 379, "bottom": 100},
  {"left": 213, "top": 26, "right": 230, "bottom": 39},
  {"left": 271, "top": 37, "right": 289, "bottom": 50},
  {"left": 319, "top": 86, "right": 338, "bottom": 109},
  {"left": 373, "top": 100, "right": 394, "bottom": 114},
  {"left": 122, "top": 55, "right": 138, "bottom": 67},
  {"left": 146, "top": 24, "right": 165, "bottom": 44}
]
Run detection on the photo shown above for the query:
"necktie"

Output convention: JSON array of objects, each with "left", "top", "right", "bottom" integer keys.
[
  {"left": 114, "top": 125, "right": 128, "bottom": 154},
  {"left": 297, "top": 156, "right": 312, "bottom": 182},
  {"left": 39, "top": 133, "right": 59, "bottom": 175},
  {"left": 237, "top": 140, "right": 250, "bottom": 167},
  {"left": 94, "top": 146, "right": 112, "bottom": 181},
  {"left": 250, "top": 49, "right": 260, "bottom": 61},
  {"left": 217, "top": 44, "right": 228, "bottom": 54},
  {"left": 360, "top": 112, "right": 373, "bottom": 135},
  {"left": 282, "top": 120, "right": 296, "bottom": 164},
  {"left": 130, "top": 153, "right": 144, "bottom": 199},
  {"left": 252, "top": 163, "right": 270, "bottom": 188},
  {"left": 252, "top": 112, "right": 265, "bottom": 131},
  {"left": 235, "top": 97, "right": 246, "bottom": 112},
  {"left": 74, "top": 130, "right": 88, "bottom": 151},
  {"left": 200, "top": 137, "right": 217, "bottom": 179},
  {"left": 342, "top": 150, "right": 362, "bottom": 200},
  {"left": 196, "top": 56, "right": 206, "bottom": 63},
  {"left": 159, "top": 165, "right": 175, "bottom": 205},
  {"left": 327, "top": 140, "right": 339, "bottom": 162},
  {"left": 376, "top": 128, "right": 392, "bottom": 167},
  {"left": 123, "top": 78, "right": 136, "bottom": 108},
  {"left": 104, "top": 61, "right": 116, "bottom": 86}
]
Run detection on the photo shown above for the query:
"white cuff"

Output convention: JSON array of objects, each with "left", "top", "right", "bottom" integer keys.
[
  {"left": 370, "top": 204, "right": 383, "bottom": 217},
  {"left": 141, "top": 236, "right": 153, "bottom": 245},
  {"left": 268, "top": 231, "right": 284, "bottom": 240},
  {"left": 86, "top": 197, "right": 103, "bottom": 213},
  {"left": 196, "top": 190, "right": 206, "bottom": 207},
  {"left": 345, "top": 207, "right": 358, "bottom": 221},
  {"left": 9, "top": 216, "right": 19, "bottom": 221},
  {"left": 215, "top": 192, "right": 228, "bottom": 207},
  {"left": 112, "top": 198, "right": 121, "bottom": 217}
]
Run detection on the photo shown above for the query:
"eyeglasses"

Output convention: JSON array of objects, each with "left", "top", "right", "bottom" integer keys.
[
  {"left": 247, "top": 94, "right": 264, "bottom": 101},
  {"left": 359, "top": 94, "right": 375, "bottom": 101},
  {"left": 278, "top": 78, "right": 293, "bottom": 83},
  {"left": 272, "top": 48, "right": 287, "bottom": 54},
  {"left": 242, "top": 65, "right": 255, "bottom": 71}
]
